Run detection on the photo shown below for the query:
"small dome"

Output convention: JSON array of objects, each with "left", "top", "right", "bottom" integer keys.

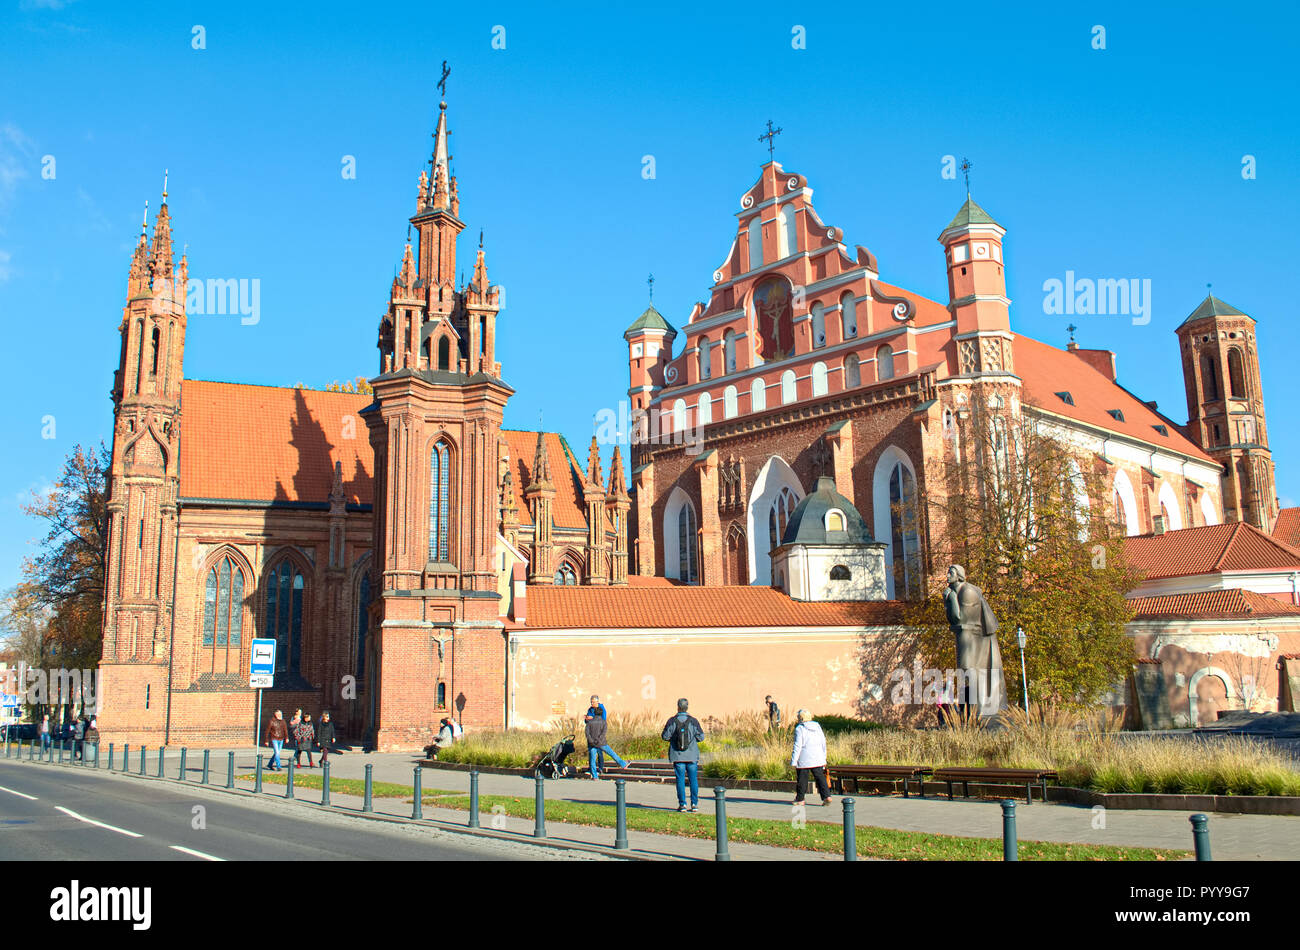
[{"left": 780, "top": 477, "right": 872, "bottom": 546}]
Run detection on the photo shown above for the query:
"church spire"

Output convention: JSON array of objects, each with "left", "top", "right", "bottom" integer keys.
[
  {"left": 429, "top": 103, "right": 452, "bottom": 213},
  {"left": 149, "top": 172, "right": 173, "bottom": 281},
  {"left": 607, "top": 444, "right": 628, "bottom": 500},
  {"left": 586, "top": 435, "right": 603, "bottom": 488},
  {"left": 530, "top": 431, "right": 552, "bottom": 487}
]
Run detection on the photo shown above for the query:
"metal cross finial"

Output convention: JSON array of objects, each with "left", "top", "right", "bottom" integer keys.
[
  {"left": 647, "top": 273, "right": 654, "bottom": 302},
  {"left": 960, "top": 157, "right": 973, "bottom": 194},
  {"left": 162, "top": 168, "right": 168, "bottom": 200},
  {"left": 1067, "top": 323, "right": 1077, "bottom": 343},
  {"left": 759, "top": 120, "right": 782, "bottom": 158},
  {"left": 406, "top": 223, "right": 411, "bottom": 243},
  {"left": 438, "top": 60, "right": 450, "bottom": 100}
]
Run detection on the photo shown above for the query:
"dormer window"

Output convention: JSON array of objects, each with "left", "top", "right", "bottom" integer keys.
[
  {"left": 825, "top": 509, "right": 846, "bottom": 532},
  {"left": 1153, "top": 424, "right": 1169, "bottom": 436},
  {"left": 1055, "top": 391, "right": 1074, "bottom": 406},
  {"left": 1108, "top": 409, "right": 1125, "bottom": 422}
]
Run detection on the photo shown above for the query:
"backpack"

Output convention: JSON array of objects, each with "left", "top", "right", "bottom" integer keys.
[{"left": 673, "top": 717, "right": 694, "bottom": 753}]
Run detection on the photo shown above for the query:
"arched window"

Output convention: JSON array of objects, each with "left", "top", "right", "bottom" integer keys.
[
  {"left": 438, "top": 336, "right": 451, "bottom": 371},
  {"left": 768, "top": 485, "right": 798, "bottom": 552},
  {"left": 778, "top": 205, "right": 796, "bottom": 258},
  {"left": 355, "top": 571, "right": 371, "bottom": 679},
  {"left": 723, "top": 385, "right": 738, "bottom": 419},
  {"left": 1201, "top": 353, "right": 1219, "bottom": 401},
  {"left": 554, "top": 563, "right": 577, "bottom": 585},
  {"left": 781, "top": 370, "right": 797, "bottom": 405},
  {"left": 826, "top": 509, "right": 846, "bottom": 532},
  {"left": 1228, "top": 349, "right": 1247, "bottom": 398},
  {"left": 829, "top": 565, "right": 851, "bottom": 580},
  {"left": 673, "top": 399, "right": 687, "bottom": 433},
  {"left": 202, "top": 555, "right": 244, "bottom": 649},
  {"left": 698, "top": 336, "right": 711, "bottom": 380},
  {"left": 436, "top": 682, "right": 447, "bottom": 707},
  {"left": 698, "top": 392, "right": 712, "bottom": 426},
  {"left": 811, "top": 302, "right": 826, "bottom": 348},
  {"left": 888, "top": 462, "right": 919, "bottom": 598},
  {"left": 748, "top": 215, "right": 763, "bottom": 270},
  {"left": 840, "top": 292, "right": 857, "bottom": 339},
  {"left": 877, "top": 344, "right": 895, "bottom": 381},
  {"left": 265, "top": 558, "right": 305, "bottom": 675},
  {"left": 149, "top": 327, "right": 160, "bottom": 378},
  {"left": 811, "top": 361, "right": 828, "bottom": 397},
  {"left": 429, "top": 440, "right": 452, "bottom": 562},
  {"left": 678, "top": 504, "right": 698, "bottom": 584},
  {"left": 843, "top": 353, "right": 861, "bottom": 389},
  {"left": 751, "top": 377, "right": 767, "bottom": 412},
  {"left": 724, "top": 330, "right": 737, "bottom": 373}
]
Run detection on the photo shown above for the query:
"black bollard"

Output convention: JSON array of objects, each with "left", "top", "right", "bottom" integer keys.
[
  {"left": 1190, "top": 814, "right": 1212, "bottom": 861},
  {"left": 178, "top": 747, "right": 187, "bottom": 781},
  {"left": 468, "top": 769, "right": 480, "bottom": 828},
  {"left": 201, "top": 749, "right": 210, "bottom": 785},
  {"left": 226, "top": 752, "right": 235, "bottom": 789},
  {"left": 107, "top": 742, "right": 114, "bottom": 770},
  {"left": 412, "top": 767, "right": 423, "bottom": 820},
  {"left": 1002, "top": 800, "right": 1019, "bottom": 861},
  {"left": 614, "top": 779, "right": 629, "bottom": 851},
  {"left": 254, "top": 754, "right": 263, "bottom": 794},
  {"left": 533, "top": 774, "right": 546, "bottom": 838},
  {"left": 92, "top": 741, "right": 99, "bottom": 769},
  {"left": 285, "top": 758, "right": 295, "bottom": 799},
  {"left": 843, "top": 797, "right": 857, "bottom": 861},
  {"left": 157, "top": 746, "right": 165, "bottom": 778},
  {"left": 321, "top": 761, "right": 331, "bottom": 807},
  {"left": 139, "top": 746, "right": 147, "bottom": 775},
  {"left": 362, "top": 764, "right": 374, "bottom": 813},
  {"left": 714, "top": 787, "right": 731, "bottom": 862}
]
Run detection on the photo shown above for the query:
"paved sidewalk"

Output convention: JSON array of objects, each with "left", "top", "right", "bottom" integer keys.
[{"left": 23, "top": 744, "right": 1300, "bottom": 859}]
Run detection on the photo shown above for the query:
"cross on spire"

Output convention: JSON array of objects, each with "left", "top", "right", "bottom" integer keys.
[
  {"left": 960, "top": 157, "right": 973, "bottom": 194},
  {"left": 438, "top": 60, "right": 450, "bottom": 101},
  {"left": 759, "top": 120, "right": 782, "bottom": 158},
  {"left": 647, "top": 273, "right": 654, "bottom": 302},
  {"left": 1067, "top": 323, "right": 1077, "bottom": 343}
]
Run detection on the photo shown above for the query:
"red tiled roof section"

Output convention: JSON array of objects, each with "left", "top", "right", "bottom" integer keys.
[
  {"left": 1013, "top": 334, "right": 1213, "bottom": 462},
  {"left": 179, "top": 380, "right": 374, "bottom": 505},
  {"left": 502, "top": 430, "right": 589, "bottom": 529},
  {"left": 524, "top": 585, "right": 904, "bottom": 629},
  {"left": 1275, "top": 507, "right": 1300, "bottom": 549},
  {"left": 1130, "top": 588, "right": 1300, "bottom": 620},
  {"left": 1125, "top": 522, "right": 1300, "bottom": 579}
]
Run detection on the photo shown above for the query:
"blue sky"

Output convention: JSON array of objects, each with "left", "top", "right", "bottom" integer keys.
[{"left": 1, "top": 1, "right": 1297, "bottom": 593}]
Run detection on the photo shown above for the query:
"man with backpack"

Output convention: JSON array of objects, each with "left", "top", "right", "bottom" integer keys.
[{"left": 661, "top": 698, "right": 705, "bottom": 812}]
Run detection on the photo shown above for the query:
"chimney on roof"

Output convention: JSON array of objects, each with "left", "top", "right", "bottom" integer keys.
[
  {"left": 1145, "top": 400, "right": 1159, "bottom": 412},
  {"left": 1069, "top": 347, "right": 1118, "bottom": 381},
  {"left": 1153, "top": 513, "right": 1167, "bottom": 535},
  {"left": 1066, "top": 340, "right": 1079, "bottom": 352}
]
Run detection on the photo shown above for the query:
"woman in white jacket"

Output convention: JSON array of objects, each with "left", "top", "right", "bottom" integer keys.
[{"left": 789, "top": 709, "right": 832, "bottom": 806}]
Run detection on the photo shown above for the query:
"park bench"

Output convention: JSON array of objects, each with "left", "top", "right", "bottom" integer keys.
[
  {"left": 932, "top": 766, "right": 1059, "bottom": 804},
  {"left": 826, "top": 764, "right": 934, "bottom": 798}
]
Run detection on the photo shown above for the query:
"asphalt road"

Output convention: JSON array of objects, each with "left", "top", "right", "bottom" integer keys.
[{"left": 0, "top": 760, "right": 601, "bottom": 861}]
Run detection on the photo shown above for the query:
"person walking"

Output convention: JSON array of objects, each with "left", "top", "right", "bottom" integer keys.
[
  {"left": 585, "top": 710, "right": 629, "bottom": 780},
  {"left": 662, "top": 698, "right": 704, "bottom": 812},
  {"left": 316, "top": 711, "right": 335, "bottom": 767},
  {"left": 765, "top": 695, "right": 782, "bottom": 732},
  {"left": 288, "top": 708, "right": 302, "bottom": 763},
  {"left": 73, "top": 715, "right": 86, "bottom": 761},
  {"left": 790, "top": 709, "right": 831, "bottom": 807},
  {"left": 295, "top": 714, "right": 316, "bottom": 768},
  {"left": 265, "top": 710, "right": 288, "bottom": 771},
  {"left": 39, "top": 715, "right": 51, "bottom": 753},
  {"left": 84, "top": 717, "right": 99, "bottom": 759}
]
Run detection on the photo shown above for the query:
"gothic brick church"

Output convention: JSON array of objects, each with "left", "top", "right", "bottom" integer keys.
[{"left": 97, "top": 93, "right": 1287, "bottom": 748}]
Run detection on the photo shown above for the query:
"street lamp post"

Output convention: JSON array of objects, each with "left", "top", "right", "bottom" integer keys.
[{"left": 1016, "top": 627, "right": 1029, "bottom": 715}]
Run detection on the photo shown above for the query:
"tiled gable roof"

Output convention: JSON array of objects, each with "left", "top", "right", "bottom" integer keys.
[
  {"left": 179, "top": 380, "right": 373, "bottom": 505},
  {"left": 1274, "top": 507, "right": 1300, "bottom": 550},
  {"left": 1125, "top": 522, "right": 1300, "bottom": 580},
  {"left": 1013, "top": 335, "right": 1214, "bottom": 462},
  {"left": 1130, "top": 588, "right": 1300, "bottom": 620},
  {"left": 523, "top": 584, "right": 904, "bottom": 629},
  {"left": 502, "top": 430, "right": 590, "bottom": 530}
]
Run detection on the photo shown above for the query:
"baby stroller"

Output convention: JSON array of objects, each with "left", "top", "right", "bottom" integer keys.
[{"left": 533, "top": 734, "right": 577, "bottom": 779}]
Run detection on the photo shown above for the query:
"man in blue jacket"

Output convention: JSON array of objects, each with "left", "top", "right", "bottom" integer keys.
[{"left": 662, "top": 698, "right": 705, "bottom": 812}]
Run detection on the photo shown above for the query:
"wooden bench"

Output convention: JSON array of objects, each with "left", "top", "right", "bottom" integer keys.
[
  {"left": 932, "top": 767, "right": 1059, "bottom": 804},
  {"left": 826, "top": 764, "right": 934, "bottom": 798}
]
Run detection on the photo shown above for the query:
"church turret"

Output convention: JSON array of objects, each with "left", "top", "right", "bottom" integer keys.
[
  {"left": 606, "top": 445, "right": 630, "bottom": 585},
  {"left": 524, "top": 431, "right": 556, "bottom": 583},
  {"left": 939, "top": 189, "right": 1014, "bottom": 379},
  {"left": 463, "top": 231, "right": 501, "bottom": 377},
  {"left": 583, "top": 436, "right": 609, "bottom": 585}
]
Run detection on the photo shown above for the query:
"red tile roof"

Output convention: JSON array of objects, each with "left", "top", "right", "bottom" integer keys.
[
  {"left": 1274, "top": 507, "right": 1300, "bottom": 550},
  {"left": 523, "top": 585, "right": 904, "bottom": 629},
  {"left": 179, "top": 380, "right": 373, "bottom": 505},
  {"left": 1125, "top": 522, "right": 1300, "bottom": 580},
  {"left": 1129, "top": 588, "right": 1300, "bottom": 620},
  {"left": 502, "top": 430, "right": 590, "bottom": 530}
]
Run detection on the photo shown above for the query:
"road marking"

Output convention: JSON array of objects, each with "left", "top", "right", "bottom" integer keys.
[
  {"left": 169, "top": 845, "right": 224, "bottom": 861},
  {"left": 0, "top": 785, "right": 37, "bottom": 801},
  {"left": 54, "top": 806, "right": 143, "bottom": 838}
]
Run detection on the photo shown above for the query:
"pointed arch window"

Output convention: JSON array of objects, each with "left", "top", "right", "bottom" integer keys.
[
  {"left": 355, "top": 571, "right": 371, "bottom": 679},
  {"left": 840, "top": 292, "right": 857, "bottom": 339},
  {"left": 677, "top": 504, "right": 698, "bottom": 584},
  {"left": 149, "top": 326, "right": 161, "bottom": 378},
  {"left": 767, "top": 485, "right": 798, "bottom": 553},
  {"left": 1227, "top": 349, "right": 1247, "bottom": 398},
  {"left": 265, "top": 559, "right": 305, "bottom": 675},
  {"left": 202, "top": 555, "right": 244, "bottom": 648},
  {"left": 1201, "top": 353, "right": 1220, "bottom": 401},
  {"left": 429, "top": 440, "right": 452, "bottom": 562},
  {"left": 438, "top": 336, "right": 451, "bottom": 371},
  {"left": 554, "top": 563, "right": 577, "bottom": 585},
  {"left": 888, "top": 462, "right": 920, "bottom": 598}
]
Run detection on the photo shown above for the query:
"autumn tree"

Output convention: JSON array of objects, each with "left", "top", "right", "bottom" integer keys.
[{"left": 902, "top": 391, "right": 1141, "bottom": 710}]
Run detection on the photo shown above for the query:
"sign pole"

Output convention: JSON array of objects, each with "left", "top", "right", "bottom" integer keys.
[{"left": 255, "top": 687, "right": 263, "bottom": 753}]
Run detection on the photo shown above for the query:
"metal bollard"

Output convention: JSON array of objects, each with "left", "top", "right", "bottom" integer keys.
[
  {"left": 201, "top": 749, "right": 210, "bottom": 785},
  {"left": 139, "top": 746, "right": 147, "bottom": 775},
  {"left": 58, "top": 738, "right": 65, "bottom": 764},
  {"left": 321, "top": 761, "right": 331, "bottom": 807},
  {"left": 714, "top": 787, "right": 731, "bottom": 862},
  {"left": 285, "top": 758, "right": 295, "bottom": 799},
  {"left": 157, "top": 746, "right": 165, "bottom": 778},
  {"left": 843, "top": 797, "right": 857, "bottom": 861},
  {"left": 1002, "top": 800, "right": 1019, "bottom": 861},
  {"left": 226, "top": 752, "right": 235, "bottom": 789},
  {"left": 412, "top": 767, "right": 423, "bottom": 820},
  {"left": 122, "top": 743, "right": 129, "bottom": 771},
  {"left": 362, "top": 764, "right": 374, "bottom": 813},
  {"left": 468, "top": 769, "right": 480, "bottom": 828},
  {"left": 1190, "top": 814, "right": 1212, "bottom": 861},
  {"left": 107, "top": 743, "right": 114, "bottom": 770},
  {"left": 4, "top": 732, "right": 9, "bottom": 757},
  {"left": 533, "top": 774, "right": 546, "bottom": 838},
  {"left": 614, "top": 778, "right": 629, "bottom": 850},
  {"left": 92, "top": 741, "right": 99, "bottom": 769},
  {"left": 254, "top": 754, "right": 263, "bottom": 794},
  {"left": 178, "top": 747, "right": 187, "bottom": 781}
]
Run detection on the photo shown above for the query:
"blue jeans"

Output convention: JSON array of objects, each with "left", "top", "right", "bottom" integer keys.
[
  {"left": 270, "top": 739, "right": 283, "bottom": 769},
  {"left": 40, "top": 734, "right": 51, "bottom": 750},
  {"left": 588, "top": 745, "right": 627, "bottom": 779},
  {"left": 673, "top": 762, "right": 699, "bottom": 807}
]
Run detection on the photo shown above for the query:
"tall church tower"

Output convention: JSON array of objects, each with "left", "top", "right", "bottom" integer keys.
[
  {"left": 939, "top": 195, "right": 1014, "bottom": 377},
  {"left": 100, "top": 183, "right": 187, "bottom": 741},
  {"left": 1177, "top": 294, "right": 1278, "bottom": 531},
  {"left": 363, "top": 93, "right": 512, "bottom": 747}
]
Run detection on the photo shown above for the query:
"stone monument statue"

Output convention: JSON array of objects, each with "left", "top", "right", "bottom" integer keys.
[{"left": 942, "top": 564, "right": 1007, "bottom": 717}]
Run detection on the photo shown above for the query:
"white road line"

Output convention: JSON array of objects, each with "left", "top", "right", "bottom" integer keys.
[
  {"left": 169, "top": 845, "right": 225, "bottom": 861},
  {"left": 0, "top": 785, "right": 37, "bottom": 801},
  {"left": 54, "top": 806, "right": 143, "bottom": 838}
]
